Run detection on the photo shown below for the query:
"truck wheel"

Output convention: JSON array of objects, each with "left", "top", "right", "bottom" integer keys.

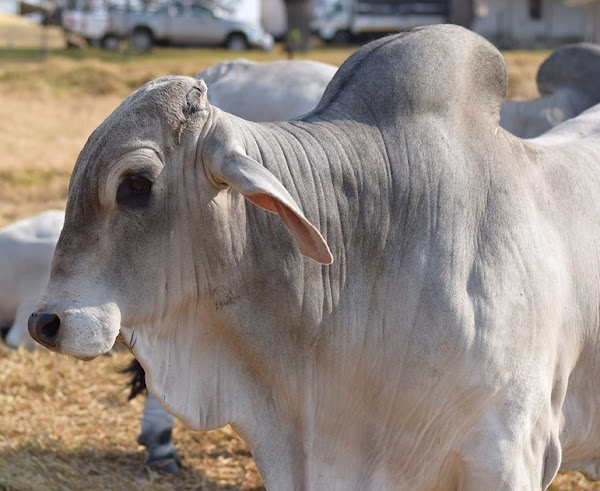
[
  {"left": 226, "top": 33, "right": 248, "bottom": 51},
  {"left": 131, "top": 28, "right": 153, "bottom": 51},
  {"left": 332, "top": 30, "right": 351, "bottom": 45},
  {"left": 101, "top": 35, "right": 120, "bottom": 51}
]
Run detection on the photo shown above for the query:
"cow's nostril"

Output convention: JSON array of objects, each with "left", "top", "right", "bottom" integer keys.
[
  {"left": 41, "top": 314, "right": 61, "bottom": 341},
  {"left": 28, "top": 313, "right": 61, "bottom": 347}
]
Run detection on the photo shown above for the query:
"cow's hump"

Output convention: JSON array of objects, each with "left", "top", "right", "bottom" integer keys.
[{"left": 316, "top": 24, "right": 507, "bottom": 128}]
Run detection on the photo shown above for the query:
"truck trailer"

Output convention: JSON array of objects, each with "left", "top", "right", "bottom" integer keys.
[{"left": 311, "top": 0, "right": 449, "bottom": 43}]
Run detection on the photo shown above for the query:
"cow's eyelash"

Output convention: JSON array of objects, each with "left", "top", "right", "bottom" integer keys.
[{"left": 116, "top": 175, "right": 153, "bottom": 208}]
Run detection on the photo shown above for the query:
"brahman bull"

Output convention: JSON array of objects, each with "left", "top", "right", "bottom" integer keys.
[
  {"left": 7, "top": 59, "right": 335, "bottom": 349},
  {"left": 29, "top": 25, "right": 600, "bottom": 489},
  {"left": 8, "top": 58, "right": 336, "bottom": 478}
]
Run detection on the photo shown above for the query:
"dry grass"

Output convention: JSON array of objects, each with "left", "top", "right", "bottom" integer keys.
[
  {"left": 0, "top": 13, "right": 65, "bottom": 49},
  {"left": 0, "top": 344, "right": 263, "bottom": 490},
  {"left": 503, "top": 50, "right": 549, "bottom": 100},
  {"left": 0, "top": 40, "right": 593, "bottom": 489}
]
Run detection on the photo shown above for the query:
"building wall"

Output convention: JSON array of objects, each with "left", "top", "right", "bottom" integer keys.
[
  {"left": 586, "top": 2, "right": 600, "bottom": 42},
  {"left": 471, "top": 0, "right": 587, "bottom": 48},
  {"left": 449, "top": 0, "right": 474, "bottom": 26}
]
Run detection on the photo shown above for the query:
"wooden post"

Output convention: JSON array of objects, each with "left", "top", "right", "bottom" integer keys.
[
  {"left": 448, "top": 0, "right": 474, "bottom": 27},
  {"left": 284, "top": 0, "right": 310, "bottom": 58}
]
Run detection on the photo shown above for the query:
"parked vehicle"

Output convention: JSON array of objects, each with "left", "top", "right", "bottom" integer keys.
[
  {"left": 106, "top": 2, "right": 274, "bottom": 50},
  {"left": 62, "top": 3, "right": 115, "bottom": 48},
  {"left": 311, "top": 0, "right": 449, "bottom": 44},
  {"left": 61, "top": 1, "right": 273, "bottom": 51}
]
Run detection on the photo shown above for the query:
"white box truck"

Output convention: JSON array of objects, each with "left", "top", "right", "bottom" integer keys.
[{"left": 311, "top": 0, "right": 449, "bottom": 44}]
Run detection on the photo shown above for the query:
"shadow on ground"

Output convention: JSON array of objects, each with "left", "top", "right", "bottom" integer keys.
[{"left": 0, "top": 446, "right": 264, "bottom": 491}]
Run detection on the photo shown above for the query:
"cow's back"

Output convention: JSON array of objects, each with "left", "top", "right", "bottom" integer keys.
[{"left": 199, "top": 59, "right": 337, "bottom": 122}]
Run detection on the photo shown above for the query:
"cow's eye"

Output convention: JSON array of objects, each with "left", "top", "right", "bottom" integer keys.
[{"left": 117, "top": 175, "right": 152, "bottom": 208}]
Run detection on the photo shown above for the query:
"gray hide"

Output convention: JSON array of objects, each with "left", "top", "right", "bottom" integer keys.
[
  {"left": 501, "top": 43, "right": 600, "bottom": 137},
  {"left": 30, "top": 25, "right": 600, "bottom": 490}
]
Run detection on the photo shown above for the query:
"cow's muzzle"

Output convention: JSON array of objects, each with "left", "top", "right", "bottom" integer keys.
[{"left": 28, "top": 312, "right": 61, "bottom": 349}]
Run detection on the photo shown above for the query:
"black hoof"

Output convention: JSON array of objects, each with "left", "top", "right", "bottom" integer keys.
[{"left": 146, "top": 455, "right": 183, "bottom": 477}]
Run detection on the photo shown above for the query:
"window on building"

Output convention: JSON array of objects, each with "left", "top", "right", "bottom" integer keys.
[{"left": 529, "top": 0, "right": 542, "bottom": 19}]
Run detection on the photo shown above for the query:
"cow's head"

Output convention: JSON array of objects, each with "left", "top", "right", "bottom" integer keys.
[{"left": 28, "top": 76, "right": 331, "bottom": 425}]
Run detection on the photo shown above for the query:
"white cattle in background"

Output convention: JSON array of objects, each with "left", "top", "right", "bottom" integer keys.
[
  {"left": 197, "top": 58, "right": 337, "bottom": 121},
  {"left": 501, "top": 42, "right": 600, "bottom": 137},
  {"left": 1, "top": 211, "right": 63, "bottom": 350},
  {"left": 29, "top": 25, "right": 600, "bottom": 489}
]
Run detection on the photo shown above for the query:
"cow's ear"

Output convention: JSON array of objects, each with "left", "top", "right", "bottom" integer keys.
[
  {"left": 183, "top": 83, "right": 209, "bottom": 119},
  {"left": 212, "top": 152, "right": 333, "bottom": 265}
]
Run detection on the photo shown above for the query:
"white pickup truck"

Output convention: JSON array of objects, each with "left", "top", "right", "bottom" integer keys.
[
  {"left": 62, "top": 1, "right": 273, "bottom": 51},
  {"left": 62, "top": 5, "right": 117, "bottom": 49},
  {"left": 107, "top": 3, "right": 273, "bottom": 50}
]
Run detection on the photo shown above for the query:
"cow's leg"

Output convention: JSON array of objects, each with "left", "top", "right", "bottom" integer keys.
[
  {"left": 139, "top": 391, "right": 182, "bottom": 476},
  {"left": 125, "top": 358, "right": 182, "bottom": 476},
  {"left": 5, "top": 296, "right": 38, "bottom": 350},
  {"left": 458, "top": 412, "right": 562, "bottom": 490}
]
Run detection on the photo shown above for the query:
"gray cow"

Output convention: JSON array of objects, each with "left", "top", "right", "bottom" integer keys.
[
  {"left": 6, "top": 58, "right": 336, "bottom": 477},
  {"left": 29, "top": 25, "right": 600, "bottom": 489}
]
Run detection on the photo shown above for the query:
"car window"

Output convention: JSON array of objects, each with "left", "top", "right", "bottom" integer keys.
[
  {"left": 190, "top": 4, "right": 214, "bottom": 17},
  {"left": 168, "top": 2, "right": 185, "bottom": 15}
]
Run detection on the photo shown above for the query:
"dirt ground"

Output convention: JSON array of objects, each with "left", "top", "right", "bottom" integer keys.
[{"left": 0, "top": 16, "right": 596, "bottom": 490}]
